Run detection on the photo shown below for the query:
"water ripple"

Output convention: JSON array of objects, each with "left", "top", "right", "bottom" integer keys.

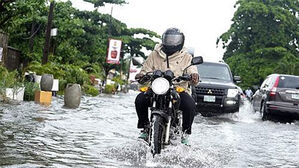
[{"left": 0, "top": 93, "right": 298, "bottom": 167}]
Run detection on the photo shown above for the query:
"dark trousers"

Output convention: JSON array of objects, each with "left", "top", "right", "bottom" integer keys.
[{"left": 135, "top": 92, "right": 196, "bottom": 134}]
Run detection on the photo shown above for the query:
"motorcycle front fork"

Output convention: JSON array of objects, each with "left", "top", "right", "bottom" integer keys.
[
  {"left": 164, "top": 116, "right": 171, "bottom": 144},
  {"left": 164, "top": 100, "right": 174, "bottom": 144},
  {"left": 148, "top": 100, "right": 182, "bottom": 145},
  {"left": 164, "top": 110, "right": 183, "bottom": 144}
]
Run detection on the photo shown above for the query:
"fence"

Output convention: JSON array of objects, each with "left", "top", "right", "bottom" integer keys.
[{"left": 0, "top": 32, "right": 21, "bottom": 71}]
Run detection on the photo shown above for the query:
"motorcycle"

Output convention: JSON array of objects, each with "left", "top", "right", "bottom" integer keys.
[{"left": 136, "top": 56, "right": 203, "bottom": 156}]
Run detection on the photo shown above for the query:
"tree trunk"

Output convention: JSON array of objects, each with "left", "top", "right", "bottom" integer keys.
[
  {"left": 42, "top": 1, "right": 55, "bottom": 65},
  {"left": 0, "top": 32, "right": 8, "bottom": 64}
]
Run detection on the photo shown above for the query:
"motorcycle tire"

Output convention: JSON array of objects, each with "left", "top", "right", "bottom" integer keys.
[{"left": 150, "top": 115, "right": 165, "bottom": 156}]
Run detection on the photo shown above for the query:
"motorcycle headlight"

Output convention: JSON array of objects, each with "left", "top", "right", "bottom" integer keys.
[
  {"left": 152, "top": 77, "right": 170, "bottom": 95},
  {"left": 227, "top": 89, "right": 239, "bottom": 98}
]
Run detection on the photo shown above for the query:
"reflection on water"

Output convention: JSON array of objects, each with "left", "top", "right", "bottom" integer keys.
[{"left": 0, "top": 91, "right": 298, "bottom": 168}]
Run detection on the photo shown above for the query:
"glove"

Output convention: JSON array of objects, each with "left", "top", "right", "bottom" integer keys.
[
  {"left": 190, "top": 73, "right": 199, "bottom": 85},
  {"left": 135, "top": 73, "right": 144, "bottom": 81},
  {"left": 135, "top": 73, "right": 148, "bottom": 84}
]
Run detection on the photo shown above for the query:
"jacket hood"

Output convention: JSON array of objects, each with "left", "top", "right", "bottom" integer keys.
[{"left": 154, "top": 44, "right": 189, "bottom": 60}]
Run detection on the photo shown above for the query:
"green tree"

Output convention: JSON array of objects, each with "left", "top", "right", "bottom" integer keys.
[
  {"left": 2, "top": 0, "right": 159, "bottom": 89},
  {"left": 0, "top": 0, "right": 47, "bottom": 30},
  {"left": 1, "top": 0, "right": 48, "bottom": 64},
  {"left": 83, "top": 0, "right": 126, "bottom": 8},
  {"left": 218, "top": 0, "right": 298, "bottom": 88}
]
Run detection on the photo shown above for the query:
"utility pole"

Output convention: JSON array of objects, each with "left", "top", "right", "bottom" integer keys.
[
  {"left": 125, "top": 51, "right": 133, "bottom": 93},
  {"left": 120, "top": 51, "right": 124, "bottom": 81},
  {"left": 108, "top": 6, "right": 113, "bottom": 36},
  {"left": 42, "top": 1, "right": 55, "bottom": 64}
]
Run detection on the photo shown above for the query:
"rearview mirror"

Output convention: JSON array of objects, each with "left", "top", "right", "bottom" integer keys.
[
  {"left": 132, "top": 57, "right": 144, "bottom": 66},
  {"left": 191, "top": 56, "right": 203, "bottom": 65},
  {"left": 234, "top": 76, "right": 241, "bottom": 83}
]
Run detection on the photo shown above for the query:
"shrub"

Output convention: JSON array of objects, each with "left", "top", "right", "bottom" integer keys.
[
  {"left": 83, "top": 84, "right": 99, "bottom": 96},
  {"left": 112, "top": 76, "right": 126, "bottom": 86},
  {"left": 26, "top": 62, "right": 89, "bottom": 92},
  {"left": 104, "top": 84, "right": 116, "bottom": 94},
  {"left": 0, "top": 66, "right": 24, "bottom": 101},
  {"left": 0, "top": 67, "right": 19, "bottom": 88},
  {"left": 64, "top": 65, "right": 89, "bottom": 86},
  {"left": 24, "top": 82, "right": 40, "bottom": 101}
]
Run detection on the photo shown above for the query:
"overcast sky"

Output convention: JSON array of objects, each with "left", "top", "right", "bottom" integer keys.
[{"left": 68, "top": 0, "right": 237, "bottom": 62}]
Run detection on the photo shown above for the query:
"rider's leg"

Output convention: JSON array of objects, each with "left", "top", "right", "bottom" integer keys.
[
  {"left": 135, "top": 92, "right": 151, "bottom": 129},
  {"left": 179, "top": 92, "right": 196, "bottom": 134}
]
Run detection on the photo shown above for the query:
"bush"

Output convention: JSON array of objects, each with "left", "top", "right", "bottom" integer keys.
[
  {"left": 104, "top": 84, "right": 116, "bottom": 94},
  {"left": 83, "top": 84, "right": 99, "bottom": 96},
  {"left": 24, "top": 82, "right": 40, "bottom": 101},
  {"left": 0, "top": 67, "right": 19, "bottom": 88},
  {"left": 112, "top": 76, "right": 126, "bottom": 86},
  {"left": 111, "top": 76, "right": 126, "bottom": 92},
  {"left": 0, "top": 66, "right": 24, "bottom": 101},
  {"left": 64, "top": 65, "right": 89, "bottom": 86},
  {"left": 26, "top": 62, "right": 90, "bottom": 92}
]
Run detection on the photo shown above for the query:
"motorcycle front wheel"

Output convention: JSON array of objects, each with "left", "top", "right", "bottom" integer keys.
[{"left": 150, "top": 115, "right": 165, "bottom": 156}]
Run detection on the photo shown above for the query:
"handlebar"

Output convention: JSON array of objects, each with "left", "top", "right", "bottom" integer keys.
[
  {"left": 137, "top": 72, "right": 191, "bottom": 84},
  {"left": 173, "top": 74, "right": 191, "bottom": 82},
  {"left": 178, "top": 75, "right": 191, "bottom": 81},
  {"left": 137, "top": 72, "right": 152, "bottom": 84}
]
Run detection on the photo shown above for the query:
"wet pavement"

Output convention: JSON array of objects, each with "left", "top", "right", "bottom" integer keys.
[{"left": 0, "top": 91, "right": 298, "bottom": 168}]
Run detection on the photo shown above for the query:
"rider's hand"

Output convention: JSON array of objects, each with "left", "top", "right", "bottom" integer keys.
[
  {"left": 135, "top": 73, "right": 144, "bottom": 81},
  {"left": 135, "top": 73, "right": 148, "bottom": 84},
  {"left": 190, "top": 73, "right": 199, "bottom": 85}
]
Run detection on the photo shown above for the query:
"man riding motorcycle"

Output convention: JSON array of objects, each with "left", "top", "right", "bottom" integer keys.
[{"left": 135, "top": 28, "right": 199, "bottom": 145}]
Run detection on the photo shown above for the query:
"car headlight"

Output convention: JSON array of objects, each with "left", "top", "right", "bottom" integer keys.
[
  {"left": 227, "top": 89, "right": 239, "bottom": 98},
  {"left": 152, "top": 77, "right": 170, "bottom": 95}
]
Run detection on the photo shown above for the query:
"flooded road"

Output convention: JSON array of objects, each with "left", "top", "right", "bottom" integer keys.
[{"left": 0, "top": 91, "right": 298, "bottom": 168}]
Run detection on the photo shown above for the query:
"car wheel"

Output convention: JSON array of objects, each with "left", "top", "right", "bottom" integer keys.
[{"left": 261, "top": 102, "right": 270, "bottom": 121}]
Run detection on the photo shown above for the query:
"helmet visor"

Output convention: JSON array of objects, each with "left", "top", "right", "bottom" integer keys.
[{"left": 162, "top": 34, "right": 183, "bottom": 46}]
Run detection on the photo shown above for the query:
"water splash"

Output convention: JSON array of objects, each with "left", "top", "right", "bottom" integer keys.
[{"left": 1, "top": 92, "right": 299, "bottom": 167}]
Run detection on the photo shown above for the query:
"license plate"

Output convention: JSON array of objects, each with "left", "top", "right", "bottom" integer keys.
[
  {"left": 291, "top": 94, "right": 299, "bottom": 99},
  {"left": 204, "top": 95, "right": 216, "bottom": 102}
]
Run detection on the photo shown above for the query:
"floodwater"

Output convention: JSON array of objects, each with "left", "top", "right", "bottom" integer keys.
[{"left": 0, "top": 91, "right": 298, "bottom": 168}]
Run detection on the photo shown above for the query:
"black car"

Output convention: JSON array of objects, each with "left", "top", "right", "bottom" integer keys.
[
  {"left": 252, "top": 74, "right": 299, "bottom": 120},
  {"left": 192, "top": 61, "right": 242, "bottom": 116}
]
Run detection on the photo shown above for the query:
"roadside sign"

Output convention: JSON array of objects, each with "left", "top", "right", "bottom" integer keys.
[
  {"left": 51, "top": 28, "right": 58, "bottom": 37},
  {"left": 106, "top": 39, "right": 122, "bottom": 64}
]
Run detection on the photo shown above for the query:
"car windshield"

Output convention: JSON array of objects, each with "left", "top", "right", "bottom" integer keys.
[
  {"left": 278, "top": 76, "right": 299, "bottom": 89},
  {"left": 197, "top": 63, "right": 232, "bottom": 81}
]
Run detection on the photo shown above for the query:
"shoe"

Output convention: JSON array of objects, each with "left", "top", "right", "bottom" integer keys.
[
  {"left": 138, "top": 129, "right": 148, "bottom": 141},
  {"left": 181, "top": 134, "right": 190, "bottom": 146}
]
